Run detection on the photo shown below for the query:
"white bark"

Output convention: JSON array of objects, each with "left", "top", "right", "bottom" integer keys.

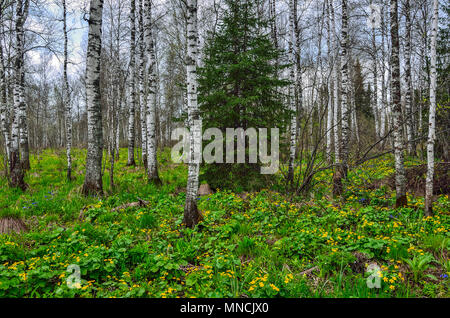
[
  {"left": 138, "top": 0, "right": 147, "bottom": 167},
  {"left": 287, "top": 0, "right": 298, "bottom": 182},
  {"left": 390, "top": 0, "right": 407, "bottom": 206},
  {"left": 14, "top": 0, "right": 30, "bottom": 171},
  {"left": 144, "top": 0, "right": 160, "bottom": 183},
  {"left": 82, "top": 0, "right": 104, "bottom": 196},
  {"left": 340, "top": 0, "right": 350, "bottom": 169},
  {"left": 184, "top": 0, "right": 201, "bottom": 228},
  {"left": 326, "top": 0, "right": 333, "bottom": 159},
  {"left": 9, "top": 0, "right": 28, "bottom": 189},
  {"left": 0, "top": 33, "right": 10, "bottom": 165},
  {"left": 63, "top": 0, "right": 72, "bottom": 180},
  {"left": 371, "top": 3, "right": 379, "bottom": 138},
  {"left": 380, "top": 5, "right": 387, "bottom": 139},
  {"left": 404, "top": 0, "right": 414, "bottom": 155},
  {"left": 329, "top": 0, "right": 340, "bottom": 163},
  {"left": 127, "top": 0, "right": 137, "bottom": 166},
  {"left": 425, "top": 0, "right": 438, "bottom": 215}
]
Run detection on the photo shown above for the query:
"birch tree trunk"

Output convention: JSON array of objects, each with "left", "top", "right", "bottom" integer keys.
[
  {"left": 349, "top": 63, "right": 359, "bottom": 144},
  {"left": 371, "top": 3, "right": 379, "bottom": 138},
  {"left": 184, "top": 0, "right": 201, "bottom": 228},
  {"left": 326, "top": 0, "right": 333, "bottom": 160},
  {"left": 0, "top": 28, "right": 10, "bottom": 170},
  {"left": 333, "top": 0, "right": 349, "bottom": 196},
  {"left": 287, "top": 0, "right": 297, "bottom": 183},
  {"left": 425, "top": 0, "right": 438, "bottom": 216},
  {"left": 63, "top": 0, "right": 72, "bottom": 181},
  {"left": 127, "top": 0, "right": 137, "bottom": 166},
  {"left": 390, "top": 0, "right": 407, "bottom": 207},
  {"left": 138, "top": 0, "right": 147, "bottom": 168},
  {"left": 10, "top": 0, "right": 28, "bottom": 190},
  {"left": 15, "top": 0, "right": 30, "bottom": 172},
  {"left": 269, "top": 0, "right": 278, "bottom": 54},
  {"left": 294, "top": 0, "right": 302, "bottom": 151},
  {"left": 380, "top": 4, "right": 387, "bottom": 140},
  {"left": 82, "top": 0, "right": 104, "bottom": 196},
  {"left": 404, "top": 0, "right": 414, "bottom": 156},
  {"left": 116, "top": 96, "right": 121, "bottom": 159},
  {"left": 144, "top": 0, "right": 161, "bottom": 184},
  {"left": 329, "top": 0, "right": 340, "bottom": 163}
]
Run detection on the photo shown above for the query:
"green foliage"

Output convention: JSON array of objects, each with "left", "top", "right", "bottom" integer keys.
[
  {"left": 404, "top": 254, "right": 434, "bottom": 283},
  {"left": 0, "top": 149, "right": 448, "bottom": 298},
  {"left": 352, "top": 59, "right": 372, "bottom": 118},
  {"left": 197, "top": 0, "right": 290, "bottom": 191},
  {"left": 236, "top": 237, "right": 257, "bottom": 257}
]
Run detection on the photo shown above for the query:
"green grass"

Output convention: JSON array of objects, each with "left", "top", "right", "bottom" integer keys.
[{"left": 0, "top": 148, "right": 448, "bottom": 298}]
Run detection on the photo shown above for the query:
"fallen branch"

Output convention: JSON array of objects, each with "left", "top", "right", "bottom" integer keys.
[
  {"left": 111, "top": 198, "right": 150, "bottom": 212},
  {"left": 297, "top": 266, "right": 319, "bottom": 276}
]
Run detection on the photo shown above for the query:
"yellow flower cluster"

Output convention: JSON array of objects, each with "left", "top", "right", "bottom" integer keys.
[
  {"left": 284, "top": 273, "right": 294, "bottom": 284},
  {"left": 248, "top": 273, "right": 269, "bottom": 291}
]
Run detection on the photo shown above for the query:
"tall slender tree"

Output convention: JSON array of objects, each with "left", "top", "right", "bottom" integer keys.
[
  {"left": 425, "top": 0, "right": 439, "bottom": 216},
  {"left": 144, "top": 0, "right": 161, "bottom": 184},
  {"left": 287, "top": 0, "right": 298, "bottom": 183},
  {"left": 184, "top": 0, "right": 201, "bottom": 228},
  {"left": 380, "top": 3, "right": 387, "bottom": 139},
  {"left": 127, "top": 0, "right": 137, "bottom": 166},
  {"left": 333, "top": 0, "right": 349, "bottom": 196},
  {"left": 329, "top": 0, "right": 340, "bottom": 163},
  {"left": 326, "top": 0, "right": 333, "bottom": 160},
  {"left": 390, "top": 0, "right": 407, "bottom": 207},
  {"left": 404, "top": 0, "right": 414, "bottom": 155},
  {"left": 10, "top": 0, "right": 29, "bottom": 190},
  {"left": 0, "top": 7, "right": 10, "bottom": 172},
  {"left": 138, "top": 0, "right": 147, "bottom": 168},
  {"left": 63, "top": 0, "right": 72, "bottom": 181},
  {"left": 16, "top": 0, "right": 29, "bottom": 171},
  {"left": 370, "top": 0, "right": 379, "bottom": 139},
  {"left": 82, "top": 0, "right": 104, "bottom": 196}
]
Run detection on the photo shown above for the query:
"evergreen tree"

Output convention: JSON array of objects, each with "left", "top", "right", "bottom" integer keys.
[
  {"left": 198, "top": 0, "right": 290, "bottom": 190},
  {"left": 352, "top": 59, "right": 372, "bottom": 118}
]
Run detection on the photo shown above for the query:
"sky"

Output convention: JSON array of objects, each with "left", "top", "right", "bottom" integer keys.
[{"left": 26, "top": 0, "right": 89, "bottom": 80}]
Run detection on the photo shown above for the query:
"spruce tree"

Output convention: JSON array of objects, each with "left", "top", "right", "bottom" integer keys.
[{"left": 198, "top": 0, "right": 290, "bottom": 190}]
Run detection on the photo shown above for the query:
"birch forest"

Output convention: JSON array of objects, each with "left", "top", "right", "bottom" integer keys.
[{"left": 0, "top": 0, "right": 449, "bottom": 300}]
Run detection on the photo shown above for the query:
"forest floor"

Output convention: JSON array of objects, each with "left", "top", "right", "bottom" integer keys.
[{"left": 0, "top": 148, "right": 448, "bottom": 298}]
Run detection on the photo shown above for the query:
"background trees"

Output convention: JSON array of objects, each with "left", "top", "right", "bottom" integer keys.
[{"left": 0, "top": 0, "right": 446, "bottom": 227}]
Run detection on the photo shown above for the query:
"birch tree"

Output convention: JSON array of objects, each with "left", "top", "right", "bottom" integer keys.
[
  {"left": 390, "top": 0, "right": 407, "bottom": 207},
  {"left": 183, "top": 0, "right": 201, "bottom": 228},
  {"left": 9, "top": 0, "right": 28, "bottom": 190},
  {"left": 127, "top": 0, "right": 136, "bottom": 166},
  {"left": 333, "top": 0, "right": 349, "bottom": 196},
  {"left": 370, "top": 0, "right": 379, "bottom": 139},
  {"left": 0, "top": 12, "right": 10, "bottom": 171},
  {"left": 144, "top": 0, "right": 161, "bottom": 184},
  {"left": 326, "top": 0, "right": 333, "bottom": 160},
  {"left": 62, "top": 0, "right": 72, "bottom": 181},
  {"left": 425, "top": 0, "right": 438, "bottom": 216},
  {"left": 329, "top": 0, "right": 340, "bottom": 163},
  {"left": 404, "top": 0, "right": 414, "bottom": 155},
  {"left": 287, "top": 0, "right": 297, "bottom": 183},
  {"left": 138, "top": 0, "right": 147, "bottom": 168},
  {"left": 82, "top": 0, "right": 104, "bottom": 196},
  {"left": 380, "top": 3, "right": 387, "bottom": 140},
  {"left": 16, "top": 0, "right": 29, "bottom": 171}
]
